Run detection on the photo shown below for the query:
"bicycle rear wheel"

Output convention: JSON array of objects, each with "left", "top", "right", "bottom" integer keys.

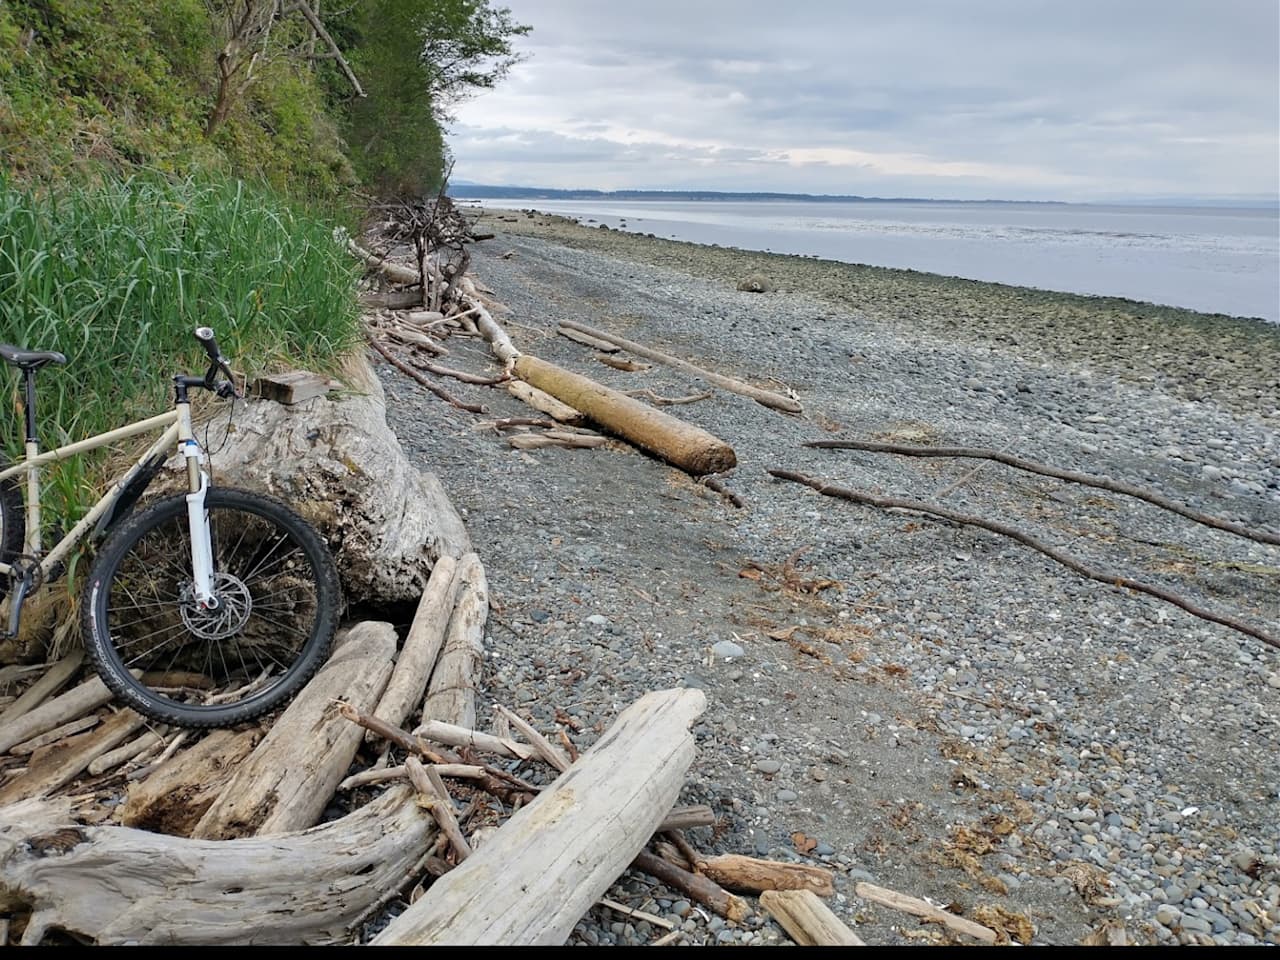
[
  {"left": 81, "top": 486, "right": 341, "bottom": 727},
  {"left": 0, "top": 456, "right": 23, "bottom": 604}
]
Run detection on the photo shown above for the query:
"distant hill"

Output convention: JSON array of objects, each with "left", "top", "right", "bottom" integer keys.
[{"left": 446, "top": 185, "right": 1070, "bottom": 205}]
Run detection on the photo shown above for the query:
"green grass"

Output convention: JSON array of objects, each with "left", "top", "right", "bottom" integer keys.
[{"left": 0, "top": 172, "right": 361, "bottom": 530}]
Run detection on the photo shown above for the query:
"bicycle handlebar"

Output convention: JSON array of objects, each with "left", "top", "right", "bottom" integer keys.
[{"left": 192, "top": 326, "right": 239, "bottom": 398}]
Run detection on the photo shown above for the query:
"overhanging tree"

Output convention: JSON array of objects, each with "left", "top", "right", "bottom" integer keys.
[{"left": 340, "top": 0, "right": 530, "bottom": 197}]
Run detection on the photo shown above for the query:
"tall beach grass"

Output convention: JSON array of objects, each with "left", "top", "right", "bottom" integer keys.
[{"left": 0, "top": 173, "right": 360, "bottom": 529}]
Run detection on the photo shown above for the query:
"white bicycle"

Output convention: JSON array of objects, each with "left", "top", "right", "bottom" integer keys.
[{"left": 0, "top": 327, "right": 341, "bottom": 728}]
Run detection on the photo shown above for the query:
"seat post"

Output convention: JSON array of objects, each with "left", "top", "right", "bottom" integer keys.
[{"left": 21, "top": 366, "right": 39, "bottom": 444}]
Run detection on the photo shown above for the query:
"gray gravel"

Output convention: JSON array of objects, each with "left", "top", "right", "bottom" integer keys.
[{"left": 370, "top": 211, "right": 1280, "bottom": 946}]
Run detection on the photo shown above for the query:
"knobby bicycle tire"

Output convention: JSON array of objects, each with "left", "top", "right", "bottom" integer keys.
[
  {"left": 0, "top": 456, "right": 24, "bottom": 604},
  {"left": 81, "top": 486, "right": 341, "bottom": 727}
]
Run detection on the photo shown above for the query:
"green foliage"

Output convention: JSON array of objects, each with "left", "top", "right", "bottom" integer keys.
[
  {"left": 0, "top": 0, "right": 216, "bottom": 182},
  {"left": 0, "top": 173, "right": 361, "bottom": 526},
  {"left": 0, "top": 0, "right": 532, "bottom": 201},
  {"left": 417, "top": 0, "right": 531, "bottom": 113},
  {"left": 338, "top": 0, "right": 530, "bottom": 196}
]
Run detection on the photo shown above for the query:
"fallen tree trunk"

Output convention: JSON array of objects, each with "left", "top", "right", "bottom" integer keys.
[
  {"left": 514, "top": 355, "right": 736, "bottom": 476},
  {"left": 0, "top": 786, "right": 437, "bottom": 945},
  {"left": 558, "top": 319, "right": 802, "bottom": 414},
  {"left": 373, "top": 687, "right": 706, "bottom": 945},
  {"left": 192, "top": 622, "right": 397, "bottom": 839}
]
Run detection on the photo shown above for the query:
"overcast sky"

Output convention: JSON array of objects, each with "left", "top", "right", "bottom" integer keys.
[{"left": 446, "top": 0, "right": 1279, "bottom": 202}]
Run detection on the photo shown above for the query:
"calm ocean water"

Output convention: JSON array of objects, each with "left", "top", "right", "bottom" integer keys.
[{"left": 471, "top": 198, "right": 1280, "bottom": 323}]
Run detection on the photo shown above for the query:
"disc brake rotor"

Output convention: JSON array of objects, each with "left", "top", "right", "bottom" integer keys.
[{"left": 180, "top": 572, "right": 253, "bottom": 640}]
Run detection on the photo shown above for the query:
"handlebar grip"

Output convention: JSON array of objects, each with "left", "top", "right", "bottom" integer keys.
[{"left": 194, "top": 326, "right": 221, "bottom": 364}]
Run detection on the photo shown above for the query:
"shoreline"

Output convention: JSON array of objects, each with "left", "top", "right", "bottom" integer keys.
[
  {"left": 475, "top": 208, "right": 1280, "bottom": 427},
  {"left": 375, "top": 221, "right": 1279, "bottom": 945}
]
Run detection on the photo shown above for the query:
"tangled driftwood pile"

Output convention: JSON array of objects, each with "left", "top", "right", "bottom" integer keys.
[{"left": 348, "top": 197, "right": 806, "bottom": 481}]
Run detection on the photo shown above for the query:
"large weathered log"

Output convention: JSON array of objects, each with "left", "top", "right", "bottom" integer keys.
[
  {"left": 373, "top": 687, "right": 707, "bottom": 945},
  {"left": 209, "top": 351, "right": 471, "bottom": 604},
  {"left": 420, "top": 554, "right": 488, "bottom": 730},
  {"left": 0, "top": 785, "right": 437, "bottom": 945},
  {"left": 118, "top": 728, "right": 262, "bottom": 834},
  {"left": 513, "top": 355, "right": 736, "bottom": 476},
  {"left": 369, "top": 556, "right": 462, "bottom": 740},
  {"left": 761, "top": 889, "right": 865, "bottom": 946},
  {"left": 558, "top": 319, "right": 802, "bottom": 414},
  {"left": 192, "top": 622, "right": 397, "bottom": 839}
]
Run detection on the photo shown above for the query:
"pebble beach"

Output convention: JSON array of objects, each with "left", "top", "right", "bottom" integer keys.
[{"left": 371, "top": 208, "right": 1280, "bottom": 945}]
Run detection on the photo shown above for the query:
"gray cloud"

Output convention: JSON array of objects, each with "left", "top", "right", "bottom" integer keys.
[{"left": 449, "top": 0, "right": 1279, "bottom": 200}]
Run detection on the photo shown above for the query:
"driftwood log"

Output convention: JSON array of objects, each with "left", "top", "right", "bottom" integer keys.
[
  {"left": 373, "top": 687, "right": 706, "bottom": 945},
  {"left": 0, "top": 785, "right": 437, "bottom": 945},
  {"left": 854, "top": 881, "right": 997, "bottom": 944},
  {"left": 192, "top": 622, "right": 397, "bottom": 839},
  {"left": 117, "top": 728, "right": 262, "bottom": 835},
  {"left": 420, "top": 553, "right": 488, "bottom": 729},
  {"left": 696, "top": 853, "right": 835, "bottom": 896},
  {"left": 0, "top": 708, "right": 146, "bottom": 805},
  {"left": 0, "top": 650, "right": 83, "bottom": 726},
  {"left": 558, "top": 319, "right": 801, "bottom": 414},
  {"left": 514, "top": 355, "right": 736, "bottom": 476},
  {"left": 209, "top": 353, "right": 472, "bottom": 604},
  {"left": 0, "top": 674, "right": 123, "bottom": 755},
  {"left": 761, "top": 889, "right": 865, "bottom": 946},
  {"left": 506, "top": 380, "right": 585, "bottom": 425},
  {"left": 768, "top": 467, "right": 1279, "bottom": 649},
  {"left": 368, "top": 557, "right": 462, "bottom": 741}
]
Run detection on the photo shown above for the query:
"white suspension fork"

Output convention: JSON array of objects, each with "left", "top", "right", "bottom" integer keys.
[{"left": 182, "top": 438, "right": 218, "bottom": 609}]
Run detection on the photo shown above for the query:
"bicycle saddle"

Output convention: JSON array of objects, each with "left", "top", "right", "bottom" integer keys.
[{"left": 0, "top": 343, "right": 68, "bottom": 369}]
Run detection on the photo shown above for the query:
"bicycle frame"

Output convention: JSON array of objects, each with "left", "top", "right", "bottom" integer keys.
[{"left": 0, "top": 403, "right": 203, "bottom": 585}]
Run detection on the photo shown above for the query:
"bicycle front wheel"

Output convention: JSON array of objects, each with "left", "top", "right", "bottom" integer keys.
[{"left": 81, "top": 486, "right": 341, "bottom": 728}]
